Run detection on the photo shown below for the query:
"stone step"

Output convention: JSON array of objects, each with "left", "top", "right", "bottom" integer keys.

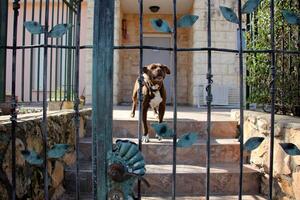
[
  {"left": 79, "top": 138, "right": 249, "bottom": 164},
  {"left": 85, "top": 119, "right": 238, "bottom": 139},
  {"left": 62, "top": 194, "right": 267, "bottom": 200},
  {"left": 64, "top": 163, "right": 260, "bottom": 196}
]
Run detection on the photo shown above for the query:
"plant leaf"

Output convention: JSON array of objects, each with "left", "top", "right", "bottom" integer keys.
[
  {"left": 21, "top": 150, "right": 44, "bottom": 165},
  {"left": 282, "top": 10, "right": 300, "bottom": 25},
  {"left": 219, "top": 6, "right": 239, "bottom": 24},
  {"left": 24, "top": 21, "right": 44, "bottom": 34},
  {"left": 48, "top": 144, "right": 70, "bottom": 159},
  {"left": 151, "top": 123, "right": 174, "bottom": 138},
  {"left": 150, "top": 19, "right": 172, "bottom": 33},
  {"left": 177, "top": 132, "right": 198, "bottom": 148},
  {"left": 48, "top": 24, "right": 72, "bottom": 38},
  {"left": 279, "top": 143, "right": 300, "bottom": 156},
  {"left": 177, "top": 15, "right": 199, "bottom": 28},
  {"left": 242, "top": 0, "right": 261, "bottom": 14},
  {"left": 244, "top": 137, "right": 264, "bottom": 151}
]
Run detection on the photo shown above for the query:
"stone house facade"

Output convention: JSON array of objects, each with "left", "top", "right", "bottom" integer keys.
[{"left": 84, "top": 0, "right": 244, "bottom": 107}]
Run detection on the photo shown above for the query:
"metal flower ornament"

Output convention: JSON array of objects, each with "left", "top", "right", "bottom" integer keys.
[
  {"left": 107, "top": 140, "right": 149, "bottom": 200},
  {"left": 151, "top": 14, "right": 199, "bottom": 33},
  {"left": 24, "top": 21, "right": 72, "bottom": 37}
]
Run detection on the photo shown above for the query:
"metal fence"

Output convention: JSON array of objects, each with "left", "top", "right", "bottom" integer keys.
[
  {"left": 0, "top": 0, "right": 78, "bottom": 104},
  {"left": 1, "top": 0, "right": 300, "bottom": 200}
]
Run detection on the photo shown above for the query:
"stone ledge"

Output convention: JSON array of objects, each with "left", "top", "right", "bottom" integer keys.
[{"left": 231, "top": 109, "right": 300, "bottom": 130}]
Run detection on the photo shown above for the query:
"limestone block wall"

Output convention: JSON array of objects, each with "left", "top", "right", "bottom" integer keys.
[
  {"left": 118, "top": 14, "right": 192, "bottom": 104},
  {"left": 190, "top": 0, "right": 244, "bottom": 106},
  {"left": 232, "top": 110, "right": 300, "bottom": 200},
  {"left": 84, "top": 0, "right": 123, "bottom": 104}
]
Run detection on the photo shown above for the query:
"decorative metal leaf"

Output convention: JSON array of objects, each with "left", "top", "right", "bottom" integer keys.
[
  {"left": 21, "top": 150, "right": 43, "bottom": 165},
  {"left": 219, "top": 6, "right": 239, "bottom": 24},
  {"left": 244, "top": 137, "right": 264, "bottom": 151},
  {"left": 150, "top": 19, "right": 172, "bottom": 33},
  {"left": 177, "top": 132, "right": 198, "bottom": 148},
  {"left": 24, "top": 21, "right": 44, "bottom": 34},
  {"left": 279, "top": 143, "right": 300, "bottom": 156},
  {"left": 242, "top": 0, "right": 261, "bottom": 14},
  {"left": 48, "top": 144, "right": 70, "bottom": 159},
  {"left": 282, "top": 10, "right": 300, "bottom": 25},
  {"left": 48, "top": 24, "right": 72, "bottom": 38},
  {"left": 151, "top": 123, "right": 174, "bottom": 138},
  {"left": 177, "top": 15, "right": 199, "bottom": 28}
]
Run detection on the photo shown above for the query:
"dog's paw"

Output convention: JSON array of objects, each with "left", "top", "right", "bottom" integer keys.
[
  {"left": 130, "top": 112, "right": 135, "bottom": 118},
  {"left": 155, "top": 134, "right": 162, "bottom": 141},
  {"left": 142, "top": 135, "right": 150, "bottom": 143}
]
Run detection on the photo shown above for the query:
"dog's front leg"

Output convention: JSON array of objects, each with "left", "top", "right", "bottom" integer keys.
[
  {"left": 158, "top": 101, "right": 165, "bottom": 123},
  {"left": 142, "top": 100, "right": 149, "bottom": 143}
]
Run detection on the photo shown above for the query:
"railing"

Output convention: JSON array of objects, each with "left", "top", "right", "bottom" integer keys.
[{"left": 0, "top": 0, "right": 78, "bottom": 103}]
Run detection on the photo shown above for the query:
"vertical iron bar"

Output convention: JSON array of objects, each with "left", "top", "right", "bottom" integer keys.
[
  {"left": 206, "top": 0, "right": 212, "bottom": 199},
  {"left": 37, "top": 0, "right": 43, "bottom": 102},
  {"left": 172, "top": 0, "right": 177, "bottom": 199},
  {"left": 0, "top": 0, "right": 8, "bottom": 102},
  {"left": 64, "top": 6, "right": 69, "bottom": 100},
  {"left": 11, "top": 1, "right": 20, "bottom": 199},
  {"left": 74, "top": 1, "right": 82, "bottom": 199},
  {"left": 71, "top": 11, "right": 76, "bottom": 101},
  {"left": 269, "top": 0, "right": 276, "bottom": 199},
  {"left": 66, "top": 0, "right": 74, "bottom": 101},
  {"left": 43, "top": 0, "right": 50, "bottom": 199},
  {"left": 55, "top": 0, "right": 60, "bottom": 101},
  {"left": 29, "top": 0, "right": 35, "bottom": 102},
  {"left": 60, "top": 2, "right": 65, "bottom": 101},
  {"left": 49, "top": 0, "right": 55, "bottom": 101},
  {"left": 21, "top": 0, "right": 27, "bottom": 102},
  {"left": 137, "top": 0, "right": 143, "bottom": 198},
  {"left": 92, "top": 0, "right": 114, "bottom": 199},
  {"left": 238, "top": 0, "right": 244, "bottom": 199}
]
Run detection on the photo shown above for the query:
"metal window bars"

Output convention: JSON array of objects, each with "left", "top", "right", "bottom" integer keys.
[{"left": 1, "top": 0, "right": 300, "bottom": 199}]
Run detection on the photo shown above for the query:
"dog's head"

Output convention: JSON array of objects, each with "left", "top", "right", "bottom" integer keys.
[{"left": 143, "top": 63, "right": 171, "bottom": 85}]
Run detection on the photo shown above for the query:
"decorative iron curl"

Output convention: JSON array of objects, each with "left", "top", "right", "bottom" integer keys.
[{"left": 206, "top": 73, "right": 214, "bottom": 103}]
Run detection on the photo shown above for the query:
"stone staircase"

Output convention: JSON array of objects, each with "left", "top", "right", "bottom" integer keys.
[{"left": 63, "top": 112, "right": 266, "bottom": 199}]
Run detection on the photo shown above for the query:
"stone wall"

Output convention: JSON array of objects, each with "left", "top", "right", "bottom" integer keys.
[
  {"left": 191, "top": 0, "right": 244, "bottom": 106},
  {"left": 231, "top": 110, "right": 300, "bottom": 200},
  {"left": 118, "top": 14, "right": 192, "bottom": 104},
  {"left": 0, "top": 109, "right": 91, "bottom": 199}
]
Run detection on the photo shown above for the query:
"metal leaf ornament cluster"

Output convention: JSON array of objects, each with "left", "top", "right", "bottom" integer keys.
[
  {"left": 24, "top": 21, "right": 72, "bottom": 37},
  {"left": 21, "top": 150, "right": 44, "bottom": 166},
  {"left": 243, "top": 137, "right": 264, "bottom": 151},
  {"left": 47, "top": 144, "right": 70, "bottom": 159},
  {"left": 107, "top": 140, "right": 148, "bottom": 200},
  {"left": 151, "top": 14, "right": 199, "bottom": 33},
  {"left": 177, "top": 132, "right": 198, "bottom": 148},
  {"left": 151, "top": 123, "right": 174, "bottom": 138},
  {"left": 282, "top": 10, "right": 300, "bottom": 25},
  {"left": 220, "top": 0, "right": 261, "bottom": 24},
  {"left": 21, "top": 143, "right": 70, "bottom": 165},
  {"left": 279, "top": 143, "right": 300, "bottom": 156}
]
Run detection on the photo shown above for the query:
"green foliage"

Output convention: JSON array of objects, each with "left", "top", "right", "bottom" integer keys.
[{"left": 246, "top": 1, "right": 300, "bottom": 115}]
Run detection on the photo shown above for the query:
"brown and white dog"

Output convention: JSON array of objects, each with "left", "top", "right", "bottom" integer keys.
[{"left": 131, "top": 63, "right": 171, "bottom": 143}]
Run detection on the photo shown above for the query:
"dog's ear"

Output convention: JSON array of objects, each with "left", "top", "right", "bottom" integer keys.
[
  {"left": 162, "top": 65, "right": 171, "bottom": 74},
  {"left": 143, "top": 66, "right": 148, "bottom": 73}
]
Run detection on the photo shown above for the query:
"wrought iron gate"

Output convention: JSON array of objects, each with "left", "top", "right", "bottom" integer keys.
[{"left": 1, "top": 0, "right": 300, "bottom": 199}]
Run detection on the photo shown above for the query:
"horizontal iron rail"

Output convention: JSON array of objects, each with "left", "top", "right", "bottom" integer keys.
[{"left": 2, "top": 45, "right": 300, "bottom": 55}]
